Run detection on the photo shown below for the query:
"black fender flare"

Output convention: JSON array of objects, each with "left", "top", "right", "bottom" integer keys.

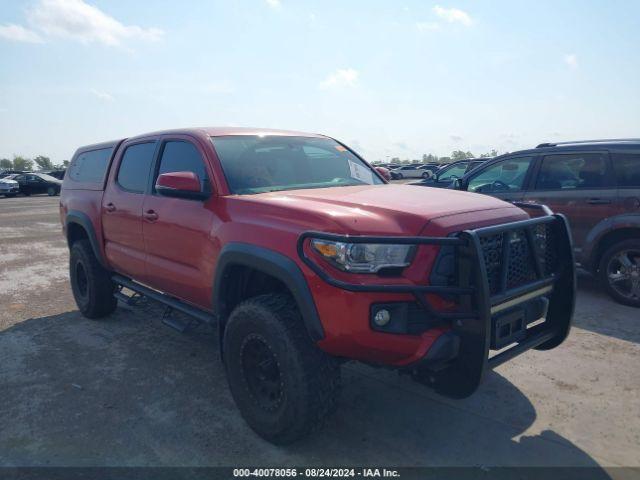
[
  {"left": 213, "top": 242, "right": 325, "bottom": 346},
  {"left": 583, "top": 214, "right": 640, "bottom": 270},
  {"left": 65, "top": 210, "right": 107, "bottom": 268}
]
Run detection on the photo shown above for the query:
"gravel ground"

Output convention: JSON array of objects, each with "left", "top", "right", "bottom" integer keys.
[{"left": 0, "top": 195, "right": 638, "bottom": 472}]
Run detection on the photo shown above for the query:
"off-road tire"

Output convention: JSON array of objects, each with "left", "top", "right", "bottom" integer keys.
[
  {"left": 223, "top": 293, "right": 341, "bottom": 444},
  {"left": 70, "top": 239, "right": 117, "bottom": 318},
  {"left": 598, "top": 239, "right": 640, "bottom": 308}
]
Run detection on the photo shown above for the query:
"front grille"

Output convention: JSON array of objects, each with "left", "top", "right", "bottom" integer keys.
[{"left": 479, "top": 222, "right": 558, "bottom": 295}]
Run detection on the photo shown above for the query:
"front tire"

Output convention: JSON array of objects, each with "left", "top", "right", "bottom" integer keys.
[
  {"left": 70, "top": 239, "right": 118, "bottom": 318},
  {"left": 598, "top": 239, "right": 640, "bottom": 307},
  {"left": 223, "top": 294, "right": 341, "bottom": 445},
  {"left": 47, "top": 186, "right": 56, "bottom": 196}
]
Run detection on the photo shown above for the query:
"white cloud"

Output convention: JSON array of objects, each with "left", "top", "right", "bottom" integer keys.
[
  {"left": 564, "top": 53, "right": 578, "bottom": 69},
  {"left": 90, "top": 89, "right": 114, "bottom": 101},
  {"left": 416, "top": 21, "right": 440, "bottom": 32},
  {"left": 433, "top": 5, "right": 473, "bottom": 26},
  {"left": 265, "top": 0, "right": 281, "bottom": 9},
  {"left": 319, "top": 68, "right": 359, "bottom": 89},
  {"left": 0, "top": 24, "right": 44, "bottom": 43},
  {"left": 26, "top": 0, "right": 163, "bottom": 47}
]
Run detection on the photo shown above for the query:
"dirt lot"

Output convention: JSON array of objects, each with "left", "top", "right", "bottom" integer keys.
[{"left": 0, "top": 195, "right": 638, "bottom": 470}]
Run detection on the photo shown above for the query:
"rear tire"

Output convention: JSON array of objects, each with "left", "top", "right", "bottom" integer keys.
[
  {"left": 70, "top": 239, "right": 117, "bottom": 318},
  {"left": 223, "top": 294, "right": 340, "bottom": 445},
  {"left": 598, "top": 239, "right": 640, "bottom": 308}
]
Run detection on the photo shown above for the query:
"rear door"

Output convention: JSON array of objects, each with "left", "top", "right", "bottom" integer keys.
[
  {"left": 142, "top": 136, "right": 217, "bottom": 309},
  {"left": 463, "top": 155, "right": 536, "bottom": 202},
  {"left": 522, "top": 151, "right": 616, "bottom": 253},
  {"left": 102, "top": 139, "right": 158, "bottom": 279}
]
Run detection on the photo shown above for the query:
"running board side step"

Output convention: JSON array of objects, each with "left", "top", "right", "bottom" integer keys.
[{"left": 112, "top": 274, "right": 216, "bottom": 327}]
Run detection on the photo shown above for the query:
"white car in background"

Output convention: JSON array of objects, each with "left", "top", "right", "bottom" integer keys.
[
  {"left": 390, "top": 165, "right": 434, "bottom": 179},
  {"left": 0, "top": 176, "right": 20, "bottom": 197}
]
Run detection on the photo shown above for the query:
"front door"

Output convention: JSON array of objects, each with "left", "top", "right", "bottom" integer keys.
[
  {"left": 522, "top": 152, "right": 616, "bottom": 256},
  {"left": 102, "top": 140, "right": 157, "bottom": 280},
  {"left": 142, "top": 137, "right": 218, "bottom": 309}
]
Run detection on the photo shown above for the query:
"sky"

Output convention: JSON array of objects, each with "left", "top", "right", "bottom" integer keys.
[{"left": 0, "top": 0, "right": 639, "bottom": 163}]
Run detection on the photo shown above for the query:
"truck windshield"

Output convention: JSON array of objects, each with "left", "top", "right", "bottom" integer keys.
[{"left": 211, "top": 135, "right": 383, "bottom": 195}]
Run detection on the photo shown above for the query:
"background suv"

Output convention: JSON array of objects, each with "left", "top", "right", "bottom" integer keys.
[{"left": 455, "top": 139, "right": 640, "bottom": 307}]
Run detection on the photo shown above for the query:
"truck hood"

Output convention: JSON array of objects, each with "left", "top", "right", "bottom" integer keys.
[{"left": 238, "top": 184, "right": 527, "bottom": 236}]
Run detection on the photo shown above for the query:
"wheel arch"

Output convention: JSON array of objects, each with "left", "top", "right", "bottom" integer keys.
[
  {"left": 213, "top": 242, "right": 324, "bottom": 353},
  {"left": 65, "top": 210, "right": 107, "bottom": 268},
  {"left": 586, "top": 218, "right": 640, "bottom": 272}
]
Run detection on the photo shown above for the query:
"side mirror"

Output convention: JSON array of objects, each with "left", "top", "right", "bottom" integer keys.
[
  {"left": 375, "top": 166, "right": 392, "bottom": 181},
  {"left": 156, "top": 171, "right": 209, "bottom": 200},
  {"left": 451, "top": 178, "right": 463, "bottom": 190}
]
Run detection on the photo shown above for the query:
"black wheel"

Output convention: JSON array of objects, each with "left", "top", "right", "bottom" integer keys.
[
  {"left": 422, "top": 171, "right": 430, "bottom": 178},
  {"left": 599, "top": 239, "right": 640, "bottom": 307},
  {"left": 23, "top": 191, "right": 31, "bottom": 196},
  {"left": 397, "top": 173, "right": 403, "bottom": 179},
  {"left": 47, "top": 186, "right": 56, "bottom": 196},
  {"left": 69, "top": 239, "right": 117, "bottom": 318},
  {"left": 223, "top": 294, "right": 340, "bottom": 444}
]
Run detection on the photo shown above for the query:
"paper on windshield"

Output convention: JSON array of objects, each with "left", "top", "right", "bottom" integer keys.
[{"left": 348, "top": 160, "right": 374, "bottom": 184}]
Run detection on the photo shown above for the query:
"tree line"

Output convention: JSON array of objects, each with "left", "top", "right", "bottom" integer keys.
[
  {"left": 374, "top": 149, "right": 501, "bottom": 165},
  {"left": 0, "top": 155, "right": 69, "bottom": 172}
]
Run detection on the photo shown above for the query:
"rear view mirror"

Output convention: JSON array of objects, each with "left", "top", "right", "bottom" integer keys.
[{"left": 156, "top": 171, "right": 209, "bottom": 200}]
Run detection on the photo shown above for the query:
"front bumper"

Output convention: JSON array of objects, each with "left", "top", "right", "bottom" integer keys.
[
  {"left": 298, "top": 203, "right": 576, "bottom": 398},
  {"left": 0, "top": 186, "right": 19, "bottom": 194}
]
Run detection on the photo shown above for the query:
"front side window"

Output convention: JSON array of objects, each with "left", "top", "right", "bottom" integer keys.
[
  {"left": 438, "top": 163, "right": 468, "bottom": 182},
  {"left": 211, "top": 136, "right": 383, "bottom": 194},
  {"left": 467, "top": 157, "right": 533, "bottom": 193},
  {"left": 156, "top": 141, "right": 209, "bottom": 192},
  {"left": 612, "top": 153, "right": 640, "bottom": 187},
  {"left": 117, "top": 142, "right": 156, "bottom": 193},
  {"left": 535, "top": 153, "right": 608, "bottom": 190}
]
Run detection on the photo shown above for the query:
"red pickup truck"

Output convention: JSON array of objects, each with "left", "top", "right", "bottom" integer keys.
[{"left": 60, "top": 127, "right": 575, "bottom": 444}]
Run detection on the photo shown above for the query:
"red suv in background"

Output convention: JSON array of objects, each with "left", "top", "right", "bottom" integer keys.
[{"left": 455, "top": 140, "right": 640, "bottom": 307}]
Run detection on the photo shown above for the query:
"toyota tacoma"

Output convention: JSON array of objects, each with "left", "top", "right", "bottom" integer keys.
[{"left": 60, "top": 127, "right": 575, "bottom": 444}]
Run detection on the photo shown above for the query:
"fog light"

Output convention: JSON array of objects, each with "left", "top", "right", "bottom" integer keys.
[{"left": 373, "top": 309, "right": 391, "bottom": 326}]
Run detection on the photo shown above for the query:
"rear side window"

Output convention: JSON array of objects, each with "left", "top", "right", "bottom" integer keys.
[
  {"left": 117, "top": 142, "right": 156, "bottom": 193},
  {"left": 612, "top": 153, "right": 640, "bottom": 187},
  {"left": 535, "top": 153, "right": 608, "bottom": 190},
  {"left": 156, "top": 141, "right": 209, "bottom": 191},
  {"left": 68, "top": 148, "right": 112, "bottom": 183}
]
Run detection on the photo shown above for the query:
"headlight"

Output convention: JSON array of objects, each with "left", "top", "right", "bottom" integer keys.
[{"left": 311, "top": 239, "right": 415, "bottom": 273}]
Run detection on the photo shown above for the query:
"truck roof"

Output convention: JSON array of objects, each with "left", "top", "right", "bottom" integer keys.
[
  {"left": 75, "top": 127, "right": 328, "bottom": 154},
  {"left": 128, "top": 126, "right": 327, "bottom": 142}
]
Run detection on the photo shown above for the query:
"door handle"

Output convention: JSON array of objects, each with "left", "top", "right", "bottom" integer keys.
[
  {"left": 105, "top": 202, "right": 116, "bottom": 212},
  {"left": 587, "top": 198, "right": 611, "bottom": 205},
  {"left": 143, "top": 209, "right": 159, "bottom": 222}
]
